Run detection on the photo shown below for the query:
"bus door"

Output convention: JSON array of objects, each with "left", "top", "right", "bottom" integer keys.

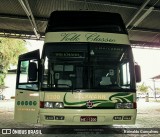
[{"left": 14, "top": 50, "right": 40, "bottom": 123}]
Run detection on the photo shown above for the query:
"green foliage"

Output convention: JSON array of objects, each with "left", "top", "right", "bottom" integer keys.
[
  {"left": 155, "top": 88, "right": 160, "bottom": 93},
  {"left": 0, "top": 38, "right": 27, "bottom": 86},
  {"left": 137, "top": 83, "right": 149, "bottom": 93}
]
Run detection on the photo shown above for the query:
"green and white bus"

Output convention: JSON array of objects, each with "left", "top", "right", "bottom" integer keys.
[{"left": 14, "top": 11, "right": 141, "bottom": 125}]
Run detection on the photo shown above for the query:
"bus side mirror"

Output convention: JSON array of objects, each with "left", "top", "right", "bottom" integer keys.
[
  {"left": 135, "top": 64, "right": 141, "bottom": 83},
  {"left": 28, "top": 62, "right": 38, "bottom": 81}
]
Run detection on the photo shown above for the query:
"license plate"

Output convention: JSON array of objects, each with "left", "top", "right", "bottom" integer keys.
[{"left": 80, "top": 116, "right": 97, "bottom": 122}]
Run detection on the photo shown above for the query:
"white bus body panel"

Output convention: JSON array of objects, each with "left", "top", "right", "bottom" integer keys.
[{"left": 14, "top": 89, "right": 39, "bottom": 123}]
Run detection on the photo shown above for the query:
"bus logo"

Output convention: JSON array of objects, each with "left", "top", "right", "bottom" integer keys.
[
  {"left": 86, "top": 100, "right": 94, "bottom": 108},
  {"left": 2, "top": 129, "right": 11, "bottom": 134}
]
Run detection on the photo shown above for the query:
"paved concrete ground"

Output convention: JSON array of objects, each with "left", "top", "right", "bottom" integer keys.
[{"left": 0, "top": 98, "right": 160, "bottom": 137}]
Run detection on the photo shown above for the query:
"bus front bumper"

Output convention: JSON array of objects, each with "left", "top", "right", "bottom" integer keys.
[{"left": 39, "top": 109, "right": 137, "bottom": 125}]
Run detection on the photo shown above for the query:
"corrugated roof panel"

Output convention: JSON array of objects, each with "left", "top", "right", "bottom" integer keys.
[
  {"left": 28, "top": 0, "right": 80, "bottom": 17},
  {"left": 138, "top": 11, "right": 160, "bottom": 30},
  {"left": 87, "top": 3, "right": 137, "bottom": 25},
  {"left": 67, "top": 1, "right": 86, "bottom": 10},
  {"left": 0, "top": 0, "right": 26, "bottom": 15},
  {"left": 28, "top": 0, "right": 56, "bottom": 17},
  {"left": 105, "top": 0, "right": 144, "bottom": 5},
  {"left": 0, "top": 0, "right": 159, "bottom": 47}
]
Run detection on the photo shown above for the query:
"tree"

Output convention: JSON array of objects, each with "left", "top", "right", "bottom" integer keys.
[
  {"left": 137, "top": 83, "right": 149, "bottom": 93},
  {"left": 155, "top": 88, "right": 160, "bottom": 93},
  {"left": 0, "top": 38, "right": 27, "bottom": 86}
]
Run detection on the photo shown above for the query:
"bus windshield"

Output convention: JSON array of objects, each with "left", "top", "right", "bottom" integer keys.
[{"left": 42, "top": 43, "right": 135, "bottom": 91}]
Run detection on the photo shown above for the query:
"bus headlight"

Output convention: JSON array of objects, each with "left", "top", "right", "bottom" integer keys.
[
  {"left": 115, "top": 103, "right": 134, "bottom": 109},
  {"left": 54, "top": 102, "right": 64, "bottom": 108},
  {"left": 44, "top": 102, "right": 64, "bottom": 109},
  {"left": 115, "top": 103, "right": 123, "bottom": 109},
  {"left": 124, "top": 103, "right": 133, "bottom": 109},
  {"left": 44, "top": 102, "right": 54, "bottom": 108}
]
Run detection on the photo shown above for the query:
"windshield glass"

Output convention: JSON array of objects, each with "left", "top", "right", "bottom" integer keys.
[{"left": 42, "top": 43, "right": 135, "bottom": 91}]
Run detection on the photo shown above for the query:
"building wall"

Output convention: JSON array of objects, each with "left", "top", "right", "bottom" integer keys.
[{"left": 3, "top": 74, "right": 16, "bottom": 99}]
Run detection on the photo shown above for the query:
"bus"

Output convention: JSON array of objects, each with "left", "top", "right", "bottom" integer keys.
[{"left": 14, "top": 11, "right": 141, "bottom": 125}]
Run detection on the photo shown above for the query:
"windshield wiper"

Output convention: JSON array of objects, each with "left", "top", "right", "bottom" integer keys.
[
  {"left": 57, "top": 84, "right": 71, "bottom": 88},
  {"left": 99, "top": 84, "right": 122, "bottom": 89}
]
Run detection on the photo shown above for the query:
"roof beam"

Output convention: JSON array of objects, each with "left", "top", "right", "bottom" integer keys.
[
  {"left": 69, "top": 0, "right": 160, "bottom": 12},
  {"left": 131, "top": 40, "right": 160, "bottom": 48},
  {"left": 0, "top": 30, "right": 44, "bottom": 40},
  {"left": 0, "top": 26, "right": 160, "bottom": 38},
  {"left": 0, "top": 13, "right": 48, "bottom": 21},
  {"left": 126, "top": 0, "right": 151, "bottom": 28},
  {"left": 18, "top": 0, "right": 40, "bottom": 39},
  {"left": 129, "top": 27, "right": 160, "bottom": 33},
  {"left": 0, "top": 29, "right": 45, "bottom": 36},
  {"left": 128, "top": 6, "right": 154, "bottom": 31}
]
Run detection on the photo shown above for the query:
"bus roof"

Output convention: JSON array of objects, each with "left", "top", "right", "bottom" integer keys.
[{"left": 45, "top": 10, "right": 127, "bottom": 34}]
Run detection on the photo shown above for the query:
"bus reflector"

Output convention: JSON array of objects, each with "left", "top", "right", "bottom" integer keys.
[
  {"left": 29, "top": 93, "right": 39, "bottom": 97},
  {"left": 40, "top": 101, "right": 44, "bottom": 108},
  {"left": 133, "top": 102, "right": 137, "bottom": 109}
]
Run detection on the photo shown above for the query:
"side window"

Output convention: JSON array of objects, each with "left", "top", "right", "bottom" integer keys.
[
  {"left": 19, "top": 61, "right": 29, "bottom": 83},
  {"left": 17, "top": 59, "right": 39, "bottom": 90},
  {"left": 121, "top": 63, "right": 130, "bottom": 86}
]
